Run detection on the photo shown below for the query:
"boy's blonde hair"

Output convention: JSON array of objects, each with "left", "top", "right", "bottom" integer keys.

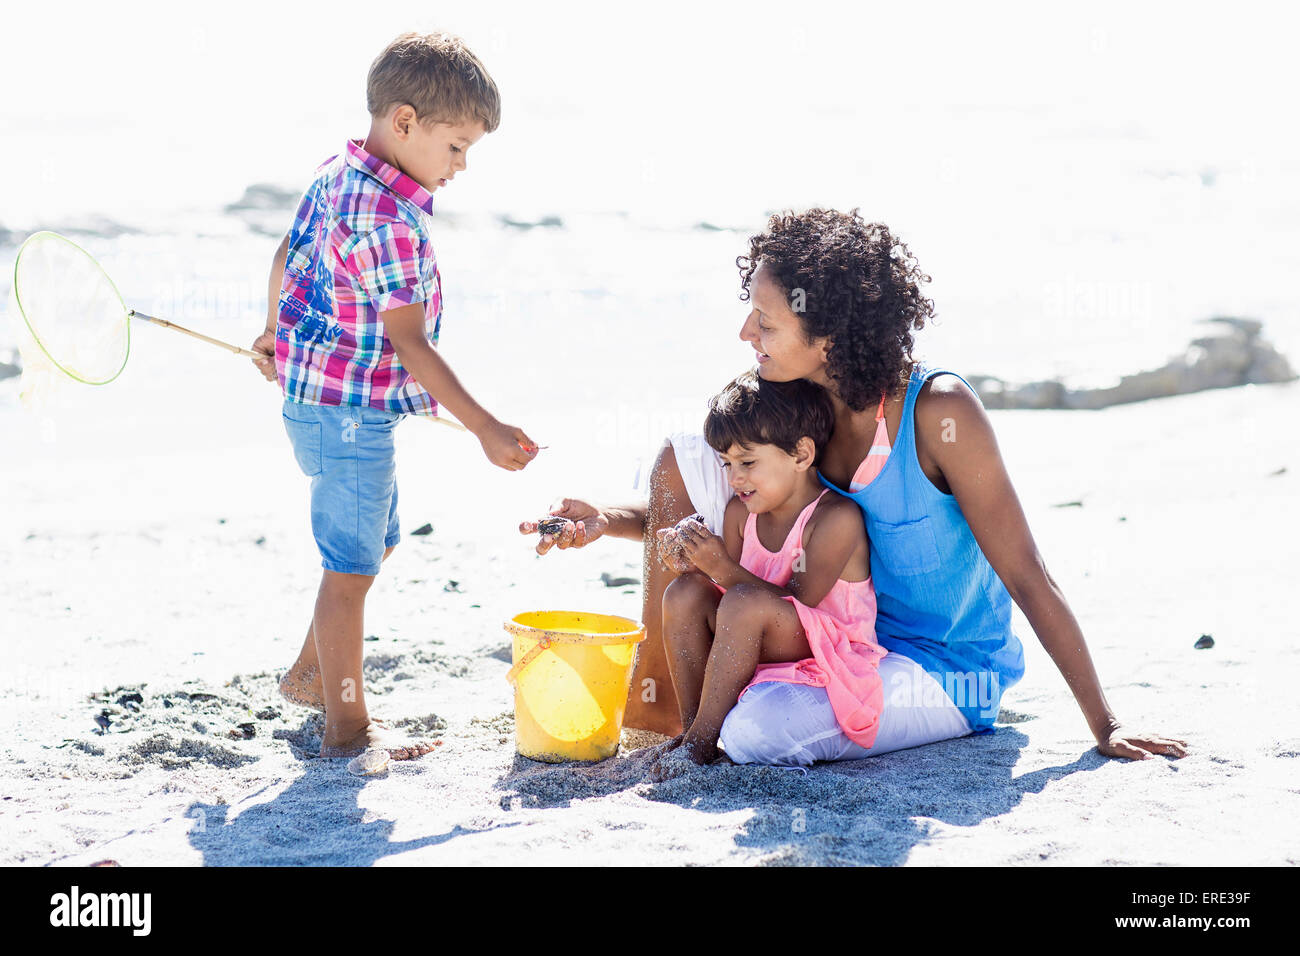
[{"left": 367, "top": 31, "right": 501, "bottom": 133}]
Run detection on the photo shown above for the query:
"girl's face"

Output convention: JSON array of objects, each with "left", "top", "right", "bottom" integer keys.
[
  {"left": 719, "top": 438, "right": 815, "bottom": 515},
  {"left": 738, "top": 262, "right": 832, "bottom": 389}
]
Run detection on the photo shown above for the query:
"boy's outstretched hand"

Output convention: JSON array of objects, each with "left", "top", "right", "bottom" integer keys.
[
  {"left": 476, "top": 418, "right": 538, "bottom": 471},
  {"left": 250, "top": 331, "right": 277, "bottom": 382}
]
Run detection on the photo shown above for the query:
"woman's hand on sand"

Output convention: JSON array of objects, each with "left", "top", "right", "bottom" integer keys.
[
  {"left": 250, "top": 331, "right": 276, "bottom": 382},
  {"left": 476, "top": 419, "right": 539, "bottom": 472},
  {"left": 1098, "top": 726, "right": 1189, "bottom": 761},
  {"left": 520, "top": 498, "right": 608, "bottom": 555}
]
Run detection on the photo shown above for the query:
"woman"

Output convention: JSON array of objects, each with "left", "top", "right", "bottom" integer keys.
[{"left": 522, "top": 209, "right": 1188, "bottom": 765}]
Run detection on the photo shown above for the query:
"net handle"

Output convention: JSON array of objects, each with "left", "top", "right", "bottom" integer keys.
[
  {"left": 128, "top": 309, "right": 470, "bottom": 434},
  {"left": 128, "top": 310, "right": 263, "bottom": 358}
]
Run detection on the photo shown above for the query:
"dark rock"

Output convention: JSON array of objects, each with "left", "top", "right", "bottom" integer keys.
[
  {"left": 600, "top": 571, "right": 640, "bottom": 587},
  {"left": 444, "top": 580, "right": 462, "bottom": 593},
  {"left": 411, "top": 523, "right": 434, "bottom": 536},
  {"left": 116, "top": 692, "right": 144, "bottom": 711},
  {"left": 224, "top": 183, "right": 299, "bottom": 213},
  {"left": 499, "top": 214, "right": 563, "bottom": 230},
  {"left": 255, "top": 707, "right": 280, "bottom": 720},
  {"left": 1194, "top": 634, "right": 1215, "bottom": 649}
]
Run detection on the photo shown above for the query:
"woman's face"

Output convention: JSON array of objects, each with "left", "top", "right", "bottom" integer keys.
[{"left": 738, "top": 262, "right": 832, "bottom": 388}]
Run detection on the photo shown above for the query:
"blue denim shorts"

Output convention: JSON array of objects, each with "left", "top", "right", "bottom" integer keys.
[{"left": 282, "top": 399, "right": 404, "bottom": 575}]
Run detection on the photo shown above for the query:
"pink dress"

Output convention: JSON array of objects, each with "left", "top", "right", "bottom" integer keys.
[
  {"left": 732, "top": 489, "right": 884, "bottom": 748},
  {"left": 733, "top": 396, "right": 893, "bottom": 748}
]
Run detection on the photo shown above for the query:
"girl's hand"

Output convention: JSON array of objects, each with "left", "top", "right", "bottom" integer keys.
[
  {"left": 1097, "top": 726, "right": 1190, "bottom": 761},
  {"left": 675, "top": 519, "right": 733, "bottom": 579},
  {"left": 654, "top": 527, "right": 695, "bottom": 574}
]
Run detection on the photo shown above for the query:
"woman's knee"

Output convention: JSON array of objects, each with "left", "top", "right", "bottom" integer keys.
[{"left": 720, "top": 685, "right": 822, "bottom": 767}]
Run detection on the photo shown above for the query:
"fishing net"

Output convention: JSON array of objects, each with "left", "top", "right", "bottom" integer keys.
[{"left": 12, "top": 231, "right": 132, "bottom": 389}]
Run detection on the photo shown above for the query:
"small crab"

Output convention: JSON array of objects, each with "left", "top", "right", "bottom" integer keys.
[
  {"left": 536, "top": 517, "right": 572, "bottom": 537},
  {"left": 674, "top": 513, "right": 707, "bottom": 533}
]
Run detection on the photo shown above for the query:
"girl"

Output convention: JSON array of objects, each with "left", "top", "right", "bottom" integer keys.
[{"left": 657, "top": 371, "right": 885, "bottom": 765}]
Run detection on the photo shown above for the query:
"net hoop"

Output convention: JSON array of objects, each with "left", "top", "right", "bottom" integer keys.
[{"left": 12, "top": 230, "right": 132, "bottom": 386}]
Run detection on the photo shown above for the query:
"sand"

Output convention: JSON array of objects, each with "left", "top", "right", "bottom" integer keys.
[{"left": 1, "top": 373, "right": 1297, "bottom": 866}]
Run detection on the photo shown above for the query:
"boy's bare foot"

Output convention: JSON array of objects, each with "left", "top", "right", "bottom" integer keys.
[
  {"left": 320, "top": 721, "right": 439, "bottom": 760},
  {"left": 278, "top": 663, "right": 325, "bottom": 712}
]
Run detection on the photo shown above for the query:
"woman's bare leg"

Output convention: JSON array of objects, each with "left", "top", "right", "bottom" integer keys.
[{"left": 624, "top": 442, "right": 696, "bottom": 735}]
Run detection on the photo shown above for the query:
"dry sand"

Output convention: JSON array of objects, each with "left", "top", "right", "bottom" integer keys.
[{"left": 1, "top": 376, "right": 1297, "bottom": 866}]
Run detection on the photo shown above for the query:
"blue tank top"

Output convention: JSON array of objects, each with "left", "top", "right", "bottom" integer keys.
[{"left": 819, "top": 363, "right": 1025, "bottom": 731}]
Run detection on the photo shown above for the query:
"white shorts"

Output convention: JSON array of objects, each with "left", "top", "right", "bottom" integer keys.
[
  {"left": 719, "top": 653, "right": 973, "bottom": 766},
  {"left": 668, "top": 431, "right": 973, "bottom": 766}
]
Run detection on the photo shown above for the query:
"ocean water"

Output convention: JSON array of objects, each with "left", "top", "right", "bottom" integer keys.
[{"left": 2, "top": 0, "right": 1298, "bottom": 482}]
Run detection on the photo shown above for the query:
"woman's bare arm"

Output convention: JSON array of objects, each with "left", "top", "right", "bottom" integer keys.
[{"left": 918, "top": 376, "right": 1188, "bottom": 760}]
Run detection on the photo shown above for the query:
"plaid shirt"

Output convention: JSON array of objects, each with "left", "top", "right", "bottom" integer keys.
[{"left": 275, "top": 139, "right": 442, "bottom": 413}]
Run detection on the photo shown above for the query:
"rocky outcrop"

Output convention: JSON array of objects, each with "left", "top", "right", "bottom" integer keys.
[
  {"left": 224, "top": 183, "right": 300, "bottom": 214},
  {"left": 968, "top": 318, "right": 1296, "bottom": 410},
  {"left": 224, "top": 184, "right": 301, "bottom": 237},
  {"left": 0, "top": 350, "right": 20, "bottom": 382}
]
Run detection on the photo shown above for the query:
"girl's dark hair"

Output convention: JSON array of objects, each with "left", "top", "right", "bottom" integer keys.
[
  {"left": 704, "top": 371, "right": 835, "bottom": 462},
  {"left": 737, "top": 209, "right": 935, "bottom": 411}
]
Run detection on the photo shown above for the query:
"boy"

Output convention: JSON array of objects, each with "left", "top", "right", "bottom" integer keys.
[{"left": 249, "top": 31, "right": 536, "bottom": 760}]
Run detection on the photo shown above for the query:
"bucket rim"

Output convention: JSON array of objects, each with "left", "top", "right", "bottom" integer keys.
[{"left": 504, "top": 610, "right": 646, "bottom": 645}]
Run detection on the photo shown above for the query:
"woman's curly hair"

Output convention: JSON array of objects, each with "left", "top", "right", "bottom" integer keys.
[{"left": 736, "top": 209, "right": 935, "bottom": 412}]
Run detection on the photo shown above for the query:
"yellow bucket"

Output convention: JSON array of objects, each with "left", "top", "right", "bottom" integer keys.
[{"left": 504, "top": 610, "right": 646, "bottom": 763}]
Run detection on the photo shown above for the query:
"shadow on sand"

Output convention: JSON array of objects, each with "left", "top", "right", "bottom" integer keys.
[
  {"left": 184, "top": 718, "right": 505, "bottom": 866},
  {"left": 495, "top": 725, "right": 1114, "bottom": 865}
]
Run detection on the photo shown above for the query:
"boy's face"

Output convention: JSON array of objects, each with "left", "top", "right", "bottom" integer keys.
[
  {"left": 720, "top": 440, "right": 812, "bottom": 515},
  {"left": 388, "top": 106, "right": 487, "bottom": 194},
  {"left": 739, "top": 263, "right": 832, "bottom": 389}
]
